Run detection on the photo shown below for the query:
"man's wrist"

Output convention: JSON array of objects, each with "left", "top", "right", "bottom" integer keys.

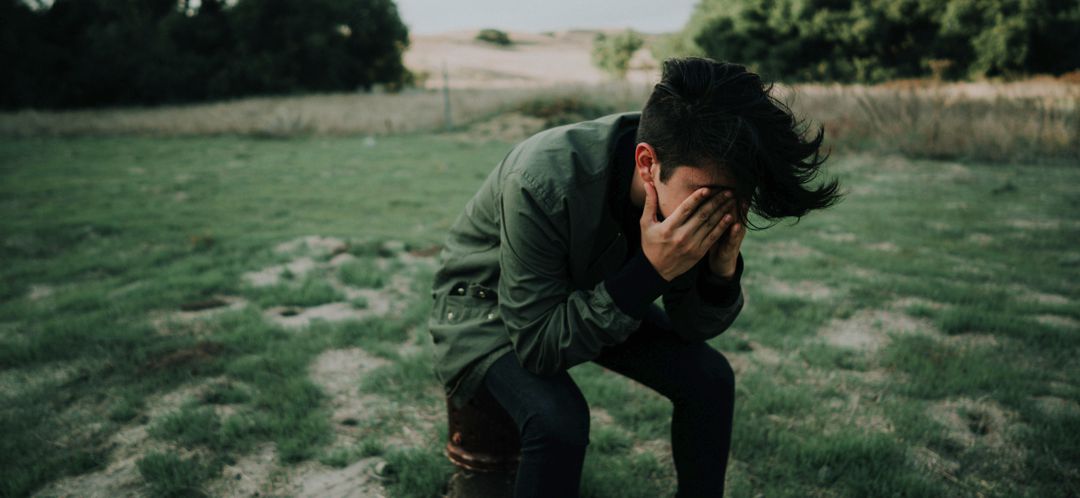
[
  {"left": 699, "top": 252, "right": 743, "bottom": 306},
  {"left": 603, "top": 249, "right": 673, "bottom": 319}
]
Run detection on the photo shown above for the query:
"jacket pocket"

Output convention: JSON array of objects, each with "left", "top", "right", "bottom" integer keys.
[{"left": 442, "top": 281, "right": 500, "bottom": 325}]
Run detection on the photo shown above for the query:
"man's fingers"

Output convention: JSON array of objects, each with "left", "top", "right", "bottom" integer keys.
[
  {"left": 691, "top": 195, "right": 736, "bottom": 239},
  {"left": 641, "top": 181, "right": 658, "bottom": 225},
  {"left": 699, "top": 211, "right": 735, "bottom": 250},
  {"left": 730, "top": 221, "right": 747, "bottom": 248},
  {"left": 665, "top": 187, "right": 713, "bottom": 226}
]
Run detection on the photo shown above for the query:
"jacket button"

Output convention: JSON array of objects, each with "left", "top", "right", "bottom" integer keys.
[
  {"left": 447, "top": 311, "right": 456, "bottom": 320},
  {"left": 455, "top": 287, "right": 465, "bottom": 295},
  {"left": 477, "top": 290, "right": 487, "bottom": 298},
  {"left": 486, "top": 313, "right": 496, "bottom": 320}
]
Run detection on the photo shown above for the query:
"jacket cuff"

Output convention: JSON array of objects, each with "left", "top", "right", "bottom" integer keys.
[
  {"left": 603, "top": 249, "right": 672, "bottom": 319},
  {"left": 698, "top": 252, "right": 743, "bottom": 307}
]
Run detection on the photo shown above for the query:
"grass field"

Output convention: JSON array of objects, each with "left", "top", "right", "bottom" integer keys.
[{"left": 1, "top": 131, "right": 1078, "bottom": 497}]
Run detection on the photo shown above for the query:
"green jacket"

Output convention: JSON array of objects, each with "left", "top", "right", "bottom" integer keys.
[{"left": 428, "top": 111, "right": 745, "bottom": 410}]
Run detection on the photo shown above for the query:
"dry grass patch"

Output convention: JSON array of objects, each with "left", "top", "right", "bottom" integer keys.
[{"left": 818, "top": 309, "right": 938, "bottom": 353}]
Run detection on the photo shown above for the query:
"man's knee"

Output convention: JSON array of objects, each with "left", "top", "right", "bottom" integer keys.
[
  {"left": 519, "top": 395, "right": 591, "bottom": 448},
  {"left": 675, "top": 350, "right": 736, "bottom": 405}
]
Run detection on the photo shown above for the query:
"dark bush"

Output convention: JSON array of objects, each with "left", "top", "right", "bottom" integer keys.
[
  {"left": 0, "top": 0, "right": 412, "bottom": 109},
  {"left": 669, "top": 0, "right": 1080, "bottom": 83},
  {"left": 515, "top": 95, "right": 618, "bottom": 128},
  {"left": 476, "top": 28, "right": 512, "bottom": 46}
]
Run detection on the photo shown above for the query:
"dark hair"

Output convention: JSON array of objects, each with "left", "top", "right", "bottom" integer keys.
[{"left": 636, "top": 57, "right": 841, "bottom": 228}]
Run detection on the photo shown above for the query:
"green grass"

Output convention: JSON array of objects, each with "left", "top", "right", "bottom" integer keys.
[
  {"left": 245, "top": 272, "right": 345, "bottom": 307},
  {"left": 137, "top": 452, "right": 218, "bottom": 498},
  {"left": 339, "top": 257, "right": 389, "bottom": 288},
  {"left": 1, "top": 133, "right": 1077, "bottom": 497}
]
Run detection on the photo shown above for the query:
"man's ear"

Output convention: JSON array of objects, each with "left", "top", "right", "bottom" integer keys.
[{"left": 635, "top": 142, "right": 657, "bottom": 185}]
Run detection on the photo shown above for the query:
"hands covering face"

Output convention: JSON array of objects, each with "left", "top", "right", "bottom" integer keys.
[{"left": 640, "top": 183, "right": 747, "bottom": 281}]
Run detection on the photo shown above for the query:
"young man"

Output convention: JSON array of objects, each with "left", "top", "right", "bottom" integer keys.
[{"left": 428, "top": 57, "right": 840, "bottom": 497}]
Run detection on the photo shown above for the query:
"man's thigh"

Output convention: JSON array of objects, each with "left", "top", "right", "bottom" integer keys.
[
  {"left": 482, "top": 350, "right": 590, "bottom": 439},
  {"left": 591, "top": 305, "right": 735, "bottom": 402}
]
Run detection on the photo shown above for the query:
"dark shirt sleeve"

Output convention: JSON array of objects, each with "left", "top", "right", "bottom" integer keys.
[
  {"left": 661, "top": 252, "right": 746, "bottom": 342},
  {"left": 697, "top": 252, "right": 744, "bottom": 307},
  {"left": 602, "top": 248, "right": 673, "bottom": 319}
]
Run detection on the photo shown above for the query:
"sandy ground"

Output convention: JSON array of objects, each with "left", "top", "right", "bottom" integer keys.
[{"left": 404, "top": 29, "right": 660, "bottom": 89}]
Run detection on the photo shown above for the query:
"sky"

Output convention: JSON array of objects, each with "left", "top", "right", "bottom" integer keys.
[{"left": 393, "top": 0, "right": 700, "bottom": 35}]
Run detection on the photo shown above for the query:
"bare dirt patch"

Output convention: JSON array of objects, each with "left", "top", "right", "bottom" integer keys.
[
  {"left": 910, "top": 446, "right": 963, "bottom": 487},
  {"left": 1006, "top": 218, "right": 1064, "bottom": 230},
  {"left": 274, "top": 235, "right": 349, "bottom": 258},
  {"left": 404, "top": 29, "right": 659, "bottom": 89},
  {"left": 207, "top": 348, "right": 399, "bottom": 497},
  {"left": 926, "top": 397, "right": 1026, "bottom": 473},
  {"left": 242, "top": 256, "right": 319, "bottom": 287},
  {"left": 289, "top": 457, "right": 389, "bottom": 498},
  {"left": 865, "top": 241, "right": 900, "bottom": 252},
  {"left": 148, "top": 294, "right": 249, "bottom": 336},
  {"left": 265, "top": 302, "right": 389, "bottom": 329},
  {"left": 631, "top": 437, "right": 673, "bottom": 462},
  {"left": 205, "top": 443, "right": 285, "bottom": 497},
  {"left": 0, "top": 360, "right": 89, "bottom": 398},
  {"left": 32, "top": 380, "right": 226, "bottom": 498},
  {"left": 818, "top": 309, "right": 937, "bottom": 353},
  {"left": 889, "top": 296, "right": 948, "bottom": 312},
  {"left": 748, "top": 342, "right": 783, "bottom": 367},
  {"left": 27, "top": 283, "right": 54, "bottom": 300},
  {"left": 756, "top": 240, "right": 824, "bottom": 260},
  {"left": 817, "top": 231, "right": 857, "bottom": 243},
  {"left": 941, "top": 332, "right": 1005, "bottom": 350},
  {"left": 824, "top": 391, "right": 894, "bottom": 435},
  {"left": 757, "top": 276, "right": 837, "bottom": 301},
  {"left": 248, "top": 236, "right": 437, "bottom": 330},
  {"left": 1011, "top": 286, "right": 1071, "bottom": 306},
  {"left": 1034, "top": 314, "right": 1079, "bottom": 330},
  {"left": 1032, "top": 396, "right": 1080, "bottom": 418}
]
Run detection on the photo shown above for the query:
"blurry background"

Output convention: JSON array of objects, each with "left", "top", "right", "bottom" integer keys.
[{"left": 1, "top": 1, "right": 1078, "bottom": 497}]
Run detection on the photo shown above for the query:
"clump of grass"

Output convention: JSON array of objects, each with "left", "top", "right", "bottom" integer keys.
[
  {"left": 201, "top": 381, "right": 251, "bottom": 405},
  {"left": 589, "top": 425, "right": 633, "bottom": 455},
  {"left": 108, "top": 394, "right": 143, "bottom": 423},
  {"left": 247, "top": 273, "right": 345, "bottom": 307},
  {"left": 318, "top": 439, "right": 385, "bottom": 468},
  {"left": 359, "top": 352, "right": 442, "bottom": 403},
  {"left": 381, "top": 445, "right": 455, "bottom": 498},
  {"left": 339, "top": 258, "right": 385, "bottom": 288},
  {"left": 515, "top": 94, "right": 618, "bottom": 128},
  {"left": 332, "top": 318, "right": 409, "bottom": 353},
  {"left": 880, "top": 335, "right": 1026, "bottom": 400},
  {"left": 798, "top": 343, "right": 869, "bottom": 371},
  {"left": 137, "top": 452, "right": 218, "bottom": 498},
  {"left": 580, "top": 451, "right": 672, "bottom": 498}
]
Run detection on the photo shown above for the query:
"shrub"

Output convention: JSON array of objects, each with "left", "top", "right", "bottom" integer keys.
[
  {"left": 476, "top": 28, "right": 512, "bottom": 46},
  {"left": 591, "top": 30, "right": 645, "bottom": 80}
]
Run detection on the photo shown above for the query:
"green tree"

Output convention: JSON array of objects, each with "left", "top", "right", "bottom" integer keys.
[
  {"left": 673, "top": 0, "right": 1080, "bottom": 83},
  {"left": 1, "top": 0, "right": 413, "bottom": 109},
  {"left": 591, "top": 29, "right": 645, "bottom": 79}
]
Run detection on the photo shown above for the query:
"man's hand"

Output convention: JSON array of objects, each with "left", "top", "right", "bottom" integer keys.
[
  {"left": 707, "top": 201, "right": 748, "bottom": 279},
  {"left": 640, "top": 182, "right": 738, "bottom": 281}
]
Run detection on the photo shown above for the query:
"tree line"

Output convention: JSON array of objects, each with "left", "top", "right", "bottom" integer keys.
[
  {"left": 656, "top": 0, "right": 1080, "bottom": 83},
  {"left": 1, "top": 0, "right": 412, "bottom": 109}
]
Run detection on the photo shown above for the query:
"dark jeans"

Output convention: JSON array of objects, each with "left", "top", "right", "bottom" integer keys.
[{"left": 481, "top": 305, "right": 736, "bottom": 498}]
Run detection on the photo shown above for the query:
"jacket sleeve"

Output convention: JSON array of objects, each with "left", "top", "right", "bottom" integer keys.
[
  {"left": 662, "top": 253, "right": 745, "bottom": 342},
  {"left": 497, "top": 172, "right": 642, "bottom": 376}
]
